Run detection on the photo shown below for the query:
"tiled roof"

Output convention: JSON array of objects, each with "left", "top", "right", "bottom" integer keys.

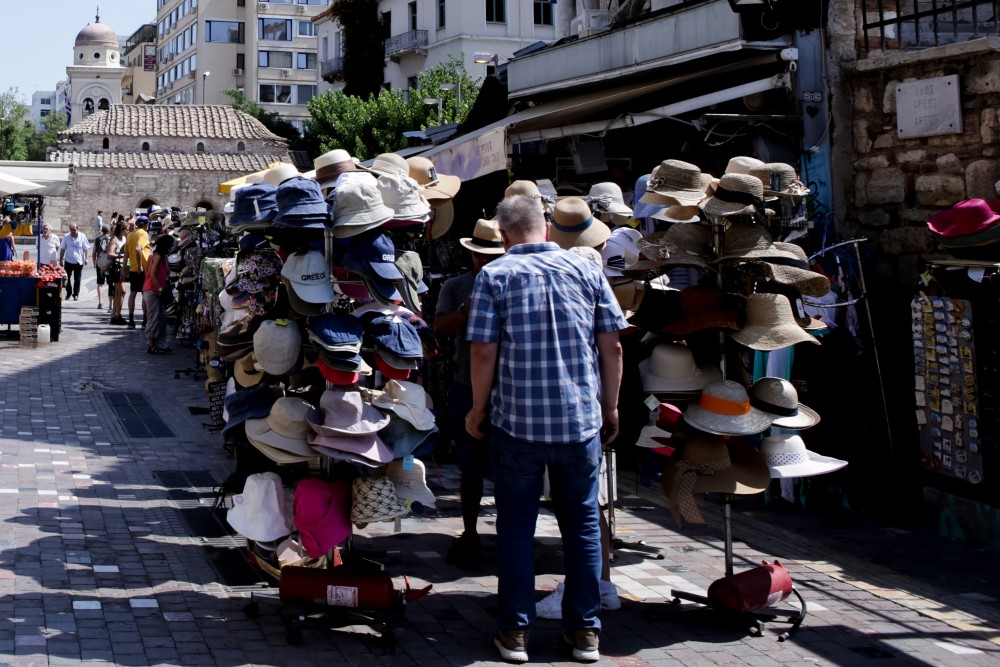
[
  {"left": 48, "top": 150, "right": 288, "bottom": 172},
  {"left": 288, "top": 150, "right": 313, "bottom": 171},
  {"left": 61, "top": 106, "right": 284, "bottom": 141}
]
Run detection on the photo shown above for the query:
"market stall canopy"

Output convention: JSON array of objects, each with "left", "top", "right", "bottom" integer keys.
[
  {"left": 219, "top": 162, "right": 284, "bottom": 195},
  {"left": 0, "top": 161, "right": 69, "bottom": 197}
]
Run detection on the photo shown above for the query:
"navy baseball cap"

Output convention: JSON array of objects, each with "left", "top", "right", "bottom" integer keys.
[
  {"left": 366, "top": 314, "right": 422, "bottom": 359},
  {"left": 351, "top": 234, "right": 403, "bottom": 281},
  {"left": 306, "top": 312, "right": 364, "bottom": 351}
]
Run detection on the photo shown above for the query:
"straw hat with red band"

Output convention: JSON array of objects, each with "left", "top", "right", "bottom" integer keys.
[
  {"left": 684, "top": 379, "right": 773, "bottom": 436},
  {"left": 749, "top": 377, "right": 820, "bottom": 430}
]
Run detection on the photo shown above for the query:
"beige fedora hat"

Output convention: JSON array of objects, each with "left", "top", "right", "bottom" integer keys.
[
  {"left": 459, "top": 218, "right": 506, "bottom": 255},
  {"left": 550, "top": 197, "right": 611, "bottom": 250}
]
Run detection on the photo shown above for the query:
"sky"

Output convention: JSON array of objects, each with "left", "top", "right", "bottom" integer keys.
[{"left": 1, "top": 1, "right": 156, "bottom": 101}]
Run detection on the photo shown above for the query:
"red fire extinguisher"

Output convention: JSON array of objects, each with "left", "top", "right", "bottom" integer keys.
[
  {"left": 707, "top": 560, "right": 793, "bottom": 614},
  {"left": 279, "top": 566, "right": 432, "bottom": 610}
]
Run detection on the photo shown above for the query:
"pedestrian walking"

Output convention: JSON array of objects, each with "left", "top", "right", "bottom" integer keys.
[
  {"left": 92, "top": 210, "right": 103, "bottom": 237},
  {"left": 59, "top": 223, "right": 89, "bottom": 301},
  {"left": 123, "top": 216, "right": 151, "bottom": 329},
  {"left": 143, "top": 235, "right": 174, "bottom": 354},
  {"left": 92, "top": 225, "right": 111, "bottom": 309},
  {"left": 38, "top": 223, "right": 59, "bottom": 266},
  {"left": 107, "top": 220, "right": 128, "bottom": 324},
  {"left": 465, "top": 194, "right": 626, "bottom": 664}
]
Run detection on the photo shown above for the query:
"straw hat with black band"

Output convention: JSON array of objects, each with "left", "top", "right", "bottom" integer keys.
[
  {"left": 728, "top": 293, "right": 821, "bottom": 351},
  {"left": 550, "top": 197, "right": 611, "bottom": 250},
  {"left": 749, "top": 377, "right": 821, "bottom": 430},
  {"left": 749, "top": 162, "right": 811, "bottom": 198},
  {"left": 459, "top": 219, "right": 506, "bottom": 255},
  {"left": 640, "top": 159, "right": 707, "bottom": 206},
  {"left": 702, "top": 173, "right": 771, "bottom": 220}
]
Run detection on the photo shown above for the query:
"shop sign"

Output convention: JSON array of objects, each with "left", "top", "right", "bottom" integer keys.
[
  {"left": 143, "top": 45, "right": 157, "bottom": 71},
  {"left": 896, "top": 75, "right": 962, "bottom": 139},
  {"left": 429, "top": 127, "right": 506, "bottom": 181}
]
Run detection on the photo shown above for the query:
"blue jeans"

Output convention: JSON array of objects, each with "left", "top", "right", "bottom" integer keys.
[{"left": 492, "top": 427, "right": 602, "bottom": 633}]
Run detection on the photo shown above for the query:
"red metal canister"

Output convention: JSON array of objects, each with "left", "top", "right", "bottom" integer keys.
[
  {"left": 279, "top": 567, "right": 400, "bottom": 610},
  {"left": 707, "top": 560, "right": 793, "bottom": 614}
]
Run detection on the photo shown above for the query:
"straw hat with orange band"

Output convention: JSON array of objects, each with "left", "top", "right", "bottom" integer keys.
[{"left": 683, "top": 379, "right": 774, "bottom": 436}]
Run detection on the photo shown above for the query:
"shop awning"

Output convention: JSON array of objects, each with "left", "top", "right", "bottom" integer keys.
[{"left": 0, "top": 161, "right": 70, "bottom": 197}]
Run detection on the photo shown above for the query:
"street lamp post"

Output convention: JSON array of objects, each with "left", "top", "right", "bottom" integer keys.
[
  {"left": 439, "top": 82, "right": 460, "bottom": 119},
  {"left": 423, "top": 97, "right": 442, "bottom": 125},
  {"left": 473, "top": 52, "right": 499, "bottom": 77},
  {"left": 202, "top": 71, "right": 211, "bottom": 104}
]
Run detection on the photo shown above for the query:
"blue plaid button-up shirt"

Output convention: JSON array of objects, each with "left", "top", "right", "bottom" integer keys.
[{"left": 467, "top": 242, "right": 627, "bottom": 444}]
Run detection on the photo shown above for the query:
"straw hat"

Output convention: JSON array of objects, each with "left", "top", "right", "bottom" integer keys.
[
  {"left": 746, "top": 242, "right": 831, "bottom": 298},
  {"left": 407, "top": 156, "right": 461, "bottom": 200},
  {"left": 263, "top": 163, "right": 300, "bottom": 186},
  {"left": 506, "top": 180, "right": 542, "bottom": 199},
  {"left": 234, "top": 351, "right": 265, "bottom": 387},
  {"left": 759, "top": 434, "right": 847, "bottom": 478},
  {"left": 368, "top": 153, "right": 411, "bottom": 179},
  {"left": 702, "top": 174, "right": 769, "bottom": 218},
  {"left": 459, "top": 218, "right": 506, "bottom": 255},
  {"left": 684, "top": 379, "right": 774, "bottom": 436},
  {"left": 728, "top": 293, "right": 821, "bottom": 351},
  {"left": 314, "top": 149, "right": 366, "bottom": 189},
  {"left": 749, "top": 377, "right": 820, "bottom": 429},
  {"left": 652, "top": 205, "right": 701, "bottom": 223},
  {"left": 661, "top": 433, "right": 771, "bottom": 525},
  {"left": 749, "top": 162, "right": 811, "bottom": 198},
  {"left": 430, "top": 199, "right": 454, "bottom": 239},
  {"left": 641, "top": 160, "right": 707, "bottom": 205},
  {"left": 714, "top": 223, "right": 801, "bottom": 264},
  {"left": 588, "top": 182, "right": 632, "bottom": 217},
  {"left": 629, "top": 224, "right": 713, "bottom": 271},
  {"left": 638, "top": 342, "right": 721, "bottom": 392},
  {"left": 725, "top": 156, "right": 766, "bottom": 175},
  {"left": 351, "top": 476, "right": 406, "bottom": 525},
  {"left": 750, "top": 280, "right": 827, "bottom": 332},
  {"left": 550, "top": 197, "right": 611, "bottom": 249}
]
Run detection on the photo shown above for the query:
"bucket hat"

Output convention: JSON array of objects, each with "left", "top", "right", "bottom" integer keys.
[
  {"left": 351, "top": 476, "right": 406, "bottom": 525},
  {"left": 749, "top": 377, "right": 821, "bottom": 430},
  {"left": 550, "top": 197, "right": 611, "bottom": 250},
  {"left": 661, "top": 434, "right": 770, "bottom": 525},
  {"left": 307, "top": 430, "right": 393, "bottom": 465},
  {"left": 459, "top": 219, "right": 506, "bottom": 255},
  {"left": 228, "top": 183, "right": 279, "bottom": 226},
  {"left": 234, "top": 351, "right": 265, "bottom": 387},
  {"left": 306, "top": 389, "right": 390, "bottom": 436},
  {"left": 222, "top": 383, "right": 281, "bottom": 436},
  {"left": 661, "top": 286, "right": 741, "bottom": 335},
  {"left": 227, "top": 472, "right": 293, "bottom": 542},
  {"left": 684, "top": 379, "right": 774, "bottom": 436},
  {"left": 387, "top": 458, "right": 437, "bottom": 508},
  {"left": 377, "top": 172, "right": 432, "bottom": 221},
  {"left": 638, "top": 343, "right": 722, "bottom": 392},
  {"left": 245, "top": 397, "right": 317, "bottom": 458},
  {"left": 630, "top": 223, "right": 714, "bottom": 272},
  {"left": 651, "top": 205, "right": 701, "bottom": 223},
  {"left": 379, "top": 414, "right": 438, "bottom": 459},
  {"left": 330, "top": 179, "right": 395, "bottom": 238},
  {"left": 263, "top": 163, "right": 301, "bottom": 186},
  {"left": 759, "top": 434, "right": 847, "bottom": 478},
  {"left": 407, "top": 156, "right": 461, "bottom": 200},
  {"left": 281, "top": 249, "right": 336, "bottom": 305},
  {"left": 368, "top": 153, "right": 411, "bottom": 180},
  {"left": 273, "top": 177, "right": 329, "bottom": 227},
  {"left": 927, "top": 199, "right": 1000, "bottom": 239},
  {"left": 294, "top": 478, "right": 352, "bottom": 558},
  {"left": 601, "top": 227, "right": 641, "bottom": 277},
  {"left": 371, "top": 380, "right": 436, "bottom": 431},
  {"left": 252, "top": 319, "right": 302, "bottom": 376},
  {"left": 588, "top": 182, "right": 632, "bottom": 217},
  {"left": 702, "top": 174, "right": 770, "bottom": 218},
  {"left": 728, "top": 293, "right": 820, "bottom": 351},
  {"left": 749, "top": 162, "right": 810, "bottom": 198},
  {"left": 641, "top": 160, "right": 707, "bottom": 205}
]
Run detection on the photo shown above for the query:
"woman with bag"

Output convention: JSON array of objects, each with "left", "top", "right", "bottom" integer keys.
[
  {"left": 108, "top": 221, "right": 129, "bottom": 325},
  {"left": 143, "top": 235, "right": 175, "bottom": 354},
  {"left": 92, "top": 225, "right": 112, "bottom": 310}
]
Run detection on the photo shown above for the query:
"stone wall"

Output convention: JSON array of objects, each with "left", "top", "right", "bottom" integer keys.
[{"left": 86, "top": 135, "right": 280, "bottom": 155}]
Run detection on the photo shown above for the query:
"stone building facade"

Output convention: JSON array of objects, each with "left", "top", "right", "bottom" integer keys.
[{"left": 48, "top": 105, "right": 292, "bottom": 230}]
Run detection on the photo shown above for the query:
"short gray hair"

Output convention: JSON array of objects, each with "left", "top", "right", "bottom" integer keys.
[{"left": 495, "top": 194, "right": 546, "bottom": 237}]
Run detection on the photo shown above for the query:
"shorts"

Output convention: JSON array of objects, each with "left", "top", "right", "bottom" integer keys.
[
  {"left": 129, "top": 271, "right": 145, "bottom": 292},
  {"left": 95, "top": 265, "right": 106, "bottom": 286}
]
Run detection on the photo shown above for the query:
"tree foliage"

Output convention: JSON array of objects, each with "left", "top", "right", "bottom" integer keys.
[
  {"left": 0, "top": 89, "right": 31, "bottom": 161},
  {"left": 329, "top": 0, "right": 385, "bottom": 99},
  {"left": 26, "top": 111, "right": 68, "bottom": 162},
  {"left": 223, "top": 89, "right": 313, "bottom": 153},
  {"left": 305, "top": 55, "right": 481, "bottom": 159}
]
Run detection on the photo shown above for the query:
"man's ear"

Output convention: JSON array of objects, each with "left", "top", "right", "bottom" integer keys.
[{"left": 500, "top": 229, "right": 511, "bottom": 250}]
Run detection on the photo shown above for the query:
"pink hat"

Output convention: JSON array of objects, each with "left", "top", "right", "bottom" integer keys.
[
  {"left": 927, "top": 199, "right": 1000, "bottom": 238},
  {"left": 307, "top": 431, "right": 394, "bottom": 464},
  {"left": 293, "top": 478, "right": 351, "bottom": 558}
]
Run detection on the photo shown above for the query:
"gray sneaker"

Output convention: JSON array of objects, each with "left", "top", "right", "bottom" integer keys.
[
  {"left": 564, "top": 628, "right": 600, "bottom": 662},
  {"left": 494, "top": 630, "right": 529, "bottom": 663}
]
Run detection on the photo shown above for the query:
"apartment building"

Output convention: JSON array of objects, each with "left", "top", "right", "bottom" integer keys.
[
  {"left": 30, "top": 92, "right": 57, "bottom": 126},
  {"left": 122, "top": 24, "right": 159, "bottom": 104},
  {"left": 154, "top": 0, "right": 328, "bottom": 131},
  {"left": 315, "top": 0, "right": 568, "bottom": 96}
]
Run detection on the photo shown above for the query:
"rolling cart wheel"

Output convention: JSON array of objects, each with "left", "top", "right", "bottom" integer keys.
[
  {"left": 243, "top": 602, "right": 259, "bottom": 619},
  {"left": 777, "top": 631, "right": 789, "bottom": 642},
  {"left": 748, "top": 621, "right": 764, "bottom": 637},
  {"left": 286, "top": 626, "right": 303, "bottom": 646}
]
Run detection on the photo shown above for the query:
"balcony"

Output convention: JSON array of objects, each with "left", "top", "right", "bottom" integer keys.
[
  {"left": 383, "top": 30, "right": 428, "bottom": 62},
  {"left": 321, "top": 56, "right": 344, "bottom": 83}
]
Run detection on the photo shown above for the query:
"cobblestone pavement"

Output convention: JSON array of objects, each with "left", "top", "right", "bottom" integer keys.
[{"left": 0, "top": 274, "right": 997, "bottom": 666}]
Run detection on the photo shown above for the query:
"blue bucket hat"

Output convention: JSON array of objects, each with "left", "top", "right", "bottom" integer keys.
[
  {"left": 379, "top": 415, "right": 438, "bottom": 459},
  {"left": 273, "top": 177, "right": 330, "bottom": 227},
  {"left": 366, "top": 314, "right": 422, "bottom": 360},
  {"left": 222, "top": 384, "right": 281, "bottom": 436},
  {"left": 228, "top": 183, "right": 279, "bottom": 226},
  {"left": 632, "top": 174, "right": 664, "bottom": 219},
  {"left": 306, "top": 312, "right": 364, "bottom": 352}
]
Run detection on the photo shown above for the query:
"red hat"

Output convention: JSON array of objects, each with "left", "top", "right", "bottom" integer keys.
[
  {"left": 317, "top": 357, "right": 361, "bottom": 386},
  {"left": 927, "top": 199, "right": 1000, "bottom": 238},
  {"left": 375, "top": 352, "right": 412, "bottom": 380}
]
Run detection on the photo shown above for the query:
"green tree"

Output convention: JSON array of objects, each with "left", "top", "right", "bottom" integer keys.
[
  {"left": 407, "top": 54, "right": 481, "bottom": 127},
  {"left": 223, "top": 89, "right": 312, "bottom": 153},
  {"left": 0, "top": 88, "right": 31, "bottom": 161},
  {"left": 26, "top": 111, "right": 68, "bottom": 161},
  {"left": 329, "top": 0, "right": 385, "bottom": 99}
]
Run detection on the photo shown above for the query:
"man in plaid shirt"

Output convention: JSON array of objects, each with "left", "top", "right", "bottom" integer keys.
[{"left": 466, "top": 194, "right": 626, "bottom": 663}]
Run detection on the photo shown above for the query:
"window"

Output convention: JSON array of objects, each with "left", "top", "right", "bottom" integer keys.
[
  {"left": 236, "top": 53, "right": 245, "bottom": 70},
  {"left": 237, "top": 0, "right": 245, "bottom": 5},
  {"left": 381, "top": 11, "right": 391, "bottom": 39},
  {"left": 298, "top": 0, "right": 327, "bottom": 4},
  {"left": 298, "top": 21, "right": 317, "bottom": 37},
  {"left": 206, "top": 21, "right": 244, "bottom": 43},
  {"left": 408, "top": 2, "right": 417, "bottom": 31},
  {"left": 296, "top": 52, "right": 317, "bottom": 69},
  {"left": 297, "top": 85, "right": 316, "bottom": 104},
  {"left": 407, "top": 76, "right": 418, "bottom": 91},
  {"left": 259, "top": 18, "right": 292, "bottom": 41},
  {"left": 237, "top": 141, "right": 246, "bottom": 152},
  {"left": 486, "top": 0, "right": 505, "bottom": 23},
  {"left": 259, "top": 84, "right": 293, "bottom": 104},
  {"left": 102, "top": 138, "right": 109, "bottom": 149},
  {"left": 142, "top": 142, "right": 150, "bottom": 151},
  {"left": 437, "top": 0, "right": 445, "bottom": 28},
  {"left": 258, "top": 50, "right": 293, "bottom": 68},
  {"left": 533, "top": 0, "right": 552, "bottom": 26},
  {"left": 196, "top": 142, "right": 205, "bottom": 153}
]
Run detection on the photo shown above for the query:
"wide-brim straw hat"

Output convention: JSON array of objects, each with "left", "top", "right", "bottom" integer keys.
[
  {"left": 749, "top": 377, "right": 820, "bottom": 430},
  {"left": 725, "top": 156, "right": 766, "bottom": 176},
  {"left": 760, "top": 434, "right": 847, "bottom": 478},
  {"left": 407, "top": 156, "right": 461, "bottom": 200},
  {"left": 234, "top": 351, "right": 265, "bottom": 387},
  {"left": 747, "top": 242, "right": 831, "bottom": 297},
  {"left": 661, "top": 433, "right": 771, "bottom": 495},
  {"left": 715, "top": 223, "right": 799, "bottom": 264},
  {"left": 459, "top": 218, "right": 505, "bottom": 255},
  {"left": 588, "top": 182, "right": 632, "bottom": 217},
  {"left": 728, "top": 293, "right": 821, "bottom": 351},
  {"left": 629, "top": 224, "right": 713, "bottom": 271},
  {"left": 430, "top": 200, "right": 454, "bottom": 239},
  {"left": 642, "top": 159, "right": 707, "bottom": 205},
  {"left": 684, "top": 379, "right": 774, "bottom": 436},
  {"left": 652, "top": 205, "right": 701, "bottom": 223},
  {"left": 550, "top": 197, "right": 611, "bottom": 249},
  {"left": 638, "top": 342, "right": 722, "bottom": 392},
  {"left": 749, "top": 163, "right": 811, "bottom": 198},
  {"left": 702, "top": 174, "right": 769, "bottom": 218}
]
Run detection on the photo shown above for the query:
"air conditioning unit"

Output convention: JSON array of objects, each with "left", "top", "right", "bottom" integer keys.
[
  {"left": 571, "top": 10, "right": 612, "bottom": 37},
  {"left": 297, "top": 4, "right": 306, "bottom": 12},
  {"left": 281, "top": 68, "right": 291, "bottom": 76},
  {"left": 259, "top": 2, "right": 269, "bottom": 10},
  {"left": 233, "top": 67, "right": 244, "bottom": 76}
]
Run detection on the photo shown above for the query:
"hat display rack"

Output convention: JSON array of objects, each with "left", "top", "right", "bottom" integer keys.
[{"left": 198, "top": 157, "right": 454, "bottom": 644}]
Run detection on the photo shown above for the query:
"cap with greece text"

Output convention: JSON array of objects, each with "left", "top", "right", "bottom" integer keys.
[
  {"left": 367, "top": 314, "right": 423, "bottom": 359},
  {"left": 360, "top": 234, "right": 403, "bottom": 281},
  {"left": 280, "top": 249, "right": 335, "bottom": 304}
]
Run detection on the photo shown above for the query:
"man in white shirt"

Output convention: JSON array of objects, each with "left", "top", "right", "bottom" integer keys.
[
  {"left": 59, "top": 223, "right": 89, "bottom": 301},
  {"left": 38, "top": 224, "right": 60, "bottom": 266},
  {"left": 92, "top": 210, "right": 103, "bottom": 237}
]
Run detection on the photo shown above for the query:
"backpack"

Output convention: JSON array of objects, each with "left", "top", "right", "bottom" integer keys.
[{"left": 95, "top": 236, "right": 111, "bottom": 271}]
